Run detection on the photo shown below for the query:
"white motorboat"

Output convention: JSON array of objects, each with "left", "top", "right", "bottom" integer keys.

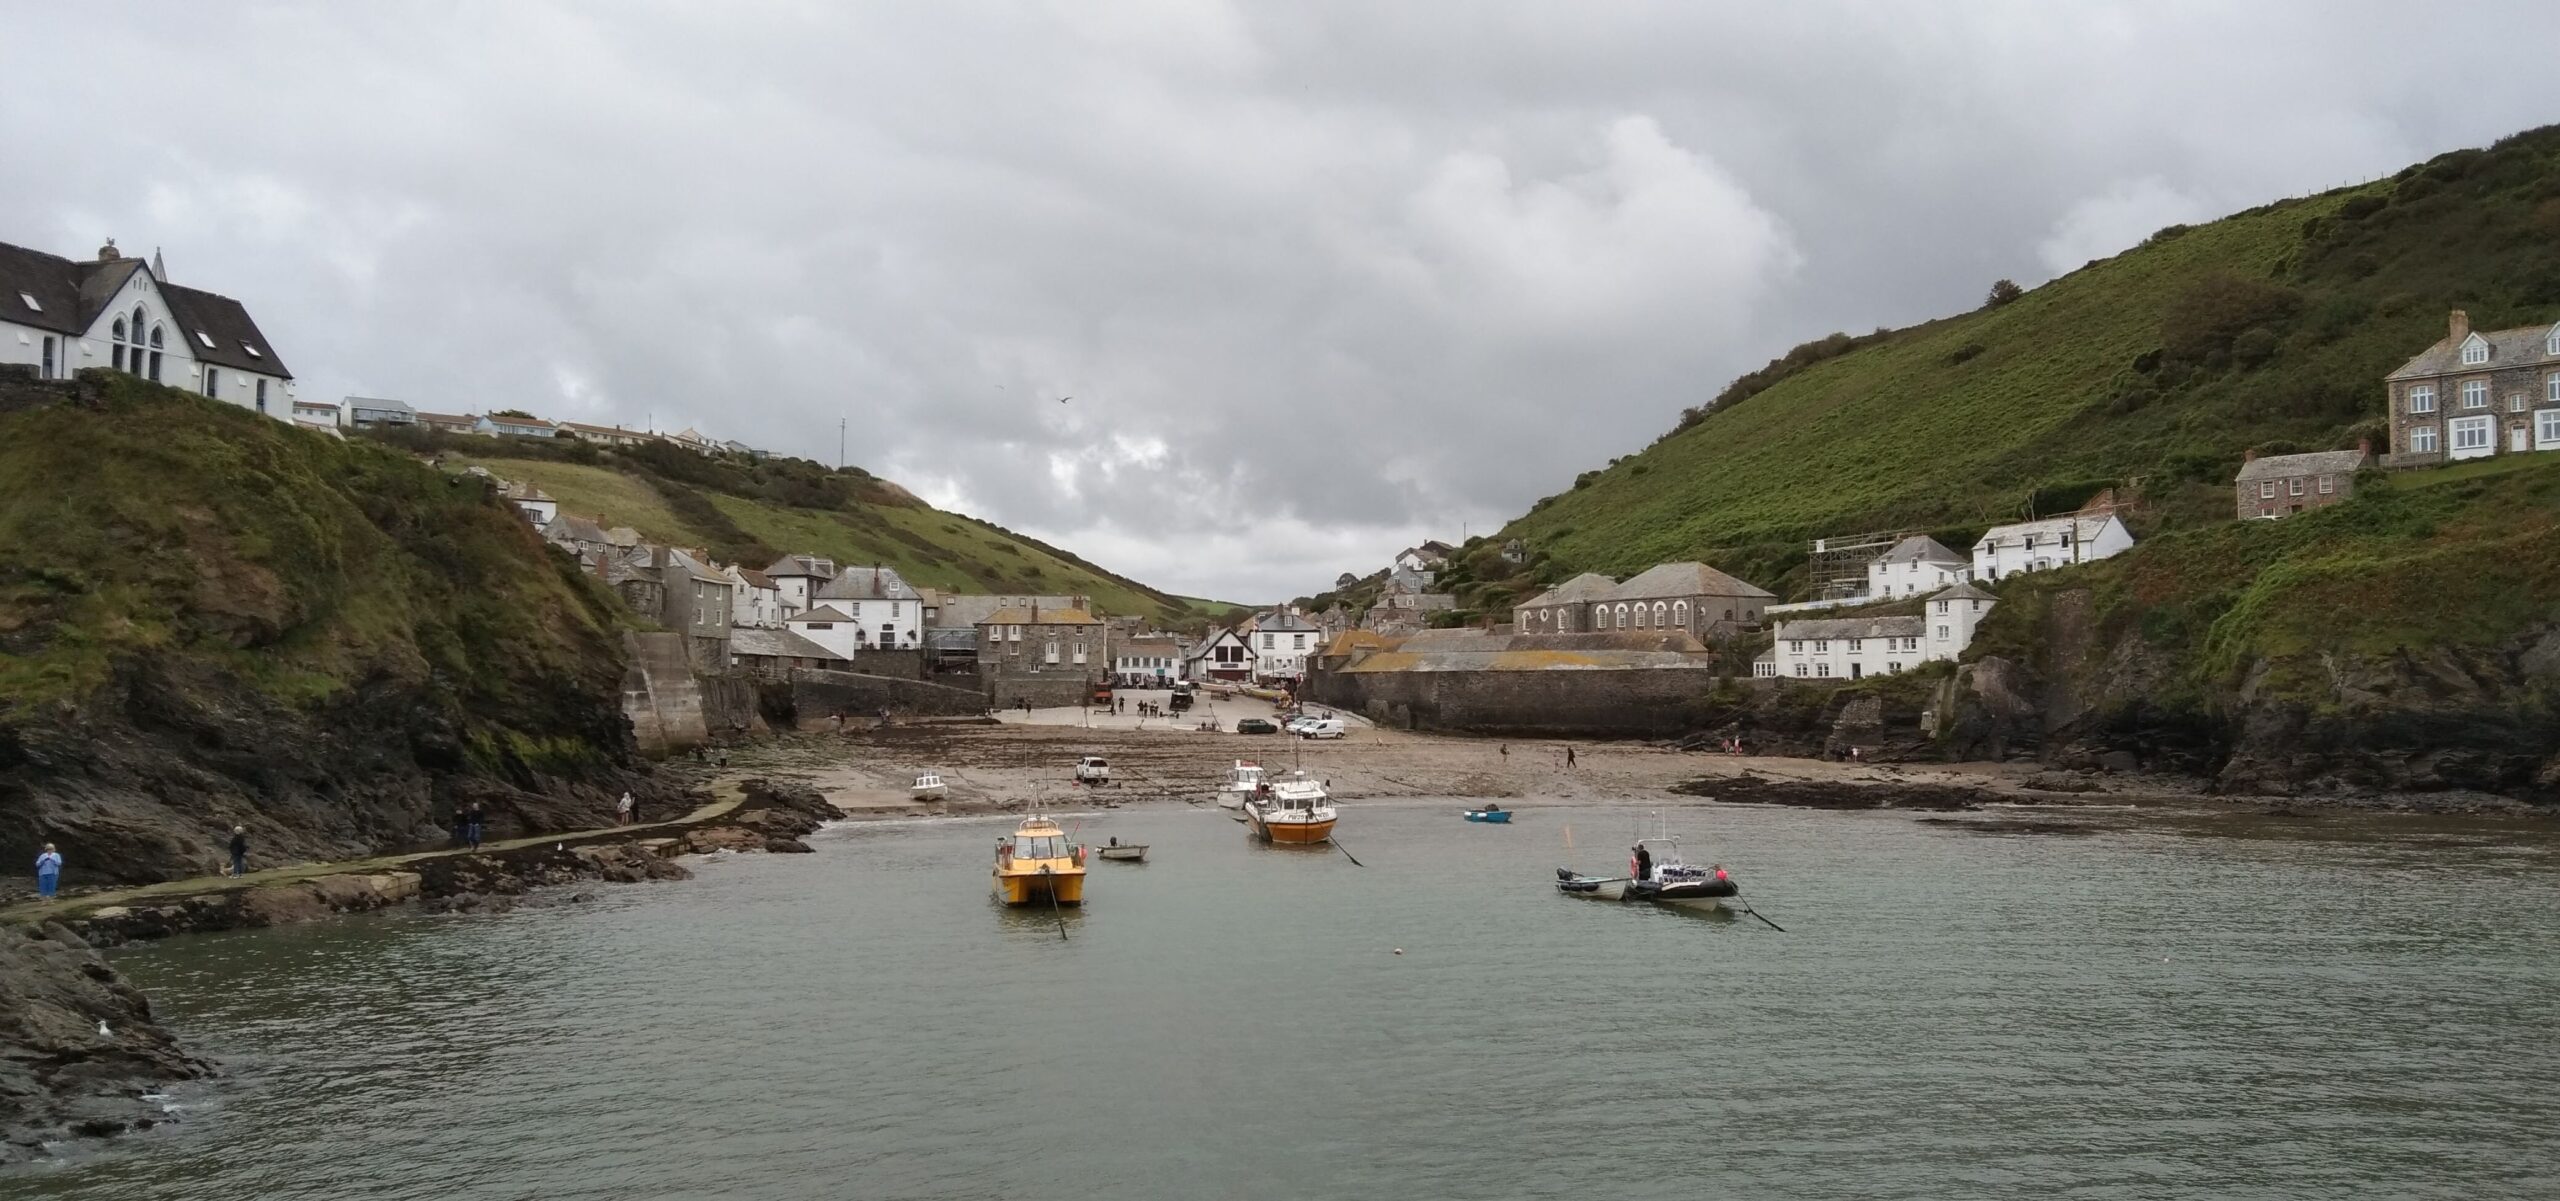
[
  {"left": 1216, "top": 760, "right": 1264, "bottom": 810},
  {"left": 1243, "top": 770, "right": 1337, "bottom": 846},
  {"left": 911, "top": 772, "right": 948, "bottom": 801}
]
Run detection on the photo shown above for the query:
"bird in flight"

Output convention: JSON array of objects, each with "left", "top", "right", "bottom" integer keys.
[{"left": 1058, "top": 396, "right": 1072, "bottom": 404}]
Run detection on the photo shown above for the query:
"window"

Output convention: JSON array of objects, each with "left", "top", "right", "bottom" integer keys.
[
  {"left": 2410, "top": 425, "right": 2438, "bottom": 453},
  {"left": 2463, "top": 380, "right": 2489, "bottom": 409},
  {"left": 1936, "top": 600, "right": 1950, "bottom": 613},
  {"left": 1261, "top": 634, "right": 1274, "bottom": 650},
  {"left": 2550, "top": 328, "right": 2560, "bottom": 356},
  {"left": 1072, "top": 641, "right": 1086, "bottom": 664},
  {"left": 2258, "top": 481, "right": 2275, "bottom": 499},
  {"left": 15, "top": 291, "right": 37, "bottom": 312},
  {"left": 2539, "top": 409, "right": 2560, "bottom": 447},
  {"left": 1294, "top": 635, "right": 1307, "bottom": 650},
  {"left": 110, "top": 318, "right": 127, "bottom": 371},
  {"left": 194, "top": 329, "right": 215, "bottom": 349},
  {"left": 1812, "top": 640, "right": 1829, "bottom": 653},
  {"left": 1848, "top": 639, "right": 1863, "bottom": 651},
  {"left": 2549, "top": 374, "right": 2560, "bottom": 404},
  {"left": 1633, "top": 605, "right": 1648, "bottom": 629},
  {"left": 1887, "top": 662, "right": 1901, "bottom": 674},
  {"left": 1936, "top": 625, "right": 1950, "bottom": 640},
  {"left": 2317, "top": 475, "right": 2335, "bottom": 495},
  {"left": 202, "top": 367, "right": 220, "bottom": 398},
  {"left": 805, "top": 621, "right": 832, "bottom": 630},
  {"left": 2288, "top": 478, "right": 2305, "bottom": 496},
  {"left": 255, "top": 379, "right": 268, "bottom": 414},
  {"left": 1815, "top": 663, "right": 1831, "bottom": 678},
  {"left": 1793, "top": 663, "right": 1808, "bottom": 678},
  {"left": 1653, "top": 602, "right": 1668, "bottom": 628},
  {"left": 1045, "top": 641, "right": 1059, "bottom": 664},
  {"left": 1673, "top": 601, "right": 1689, "bottom": 627},
  {"left": 2462, "top": 338, "right": 2489, "bottom": 365},
  {"left": 244, "top": 343, "right": 262, "bottom": 360},
  {"left": 39, "top": 336, "right": 54, "bottom": 379},
  {"left": 2408, "top": 385, "right": 2435, "bottom": 413},
  {"left": 2451, "top": 416, "right": 2493, "bottom": 452},
  {"left": 148, "top": 325, "right": 162, "bottom": 382},
  {"left": 2513, "top": 394, "right": 2531, "bottom": 413},
  {"left": 1787, "top": 640, "right": 1803, "bottom": 653}
]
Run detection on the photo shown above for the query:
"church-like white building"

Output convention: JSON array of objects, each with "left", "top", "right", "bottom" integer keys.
[{"left": 0, "top": 238, "right": 293, "bottom": 419}]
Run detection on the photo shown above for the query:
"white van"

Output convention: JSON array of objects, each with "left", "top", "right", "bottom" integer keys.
[{"left": 1297, "top": 719, "right": 1346, "bottom": 740}]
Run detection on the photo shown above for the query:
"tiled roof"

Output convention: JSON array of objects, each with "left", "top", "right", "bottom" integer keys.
[
  {"left": 763, "top": 554, "right": 836, "bottom": 579},
  {"left": 544, "top": 514, "right": 610, "bottom": 544},
  {"left": 1250, "top": 610, "right": 1319, "bottom": 633},
  {"left": 816, "top": 566, "right": 920, "bottom": 602},
  {"left": 1973, "top": 514, "right": 2120, "bottom": 550},
  {"left": 2235, "top": 449, "right": 2370, "bottom": 483},
  {"left": 730, "top": 627, "right": 844, "bottom": 661},
  {"left": 2386, "top": 322, "right": 2560, "bottom": 380},
  {"left": 1875, "top": 535, "right": 1965, "bottom": 565},
  {"left": 979, "top": 606, "right": 1103, "bottom": 626},
  {"left": 1774, "top": 615, "right": 1924, "bottom": 641},
  {"left": 791, "top": 605, "right": 856, "bottom": 623},
  {"left": 1518, "top": 572, "right": 1619, "bottom": 608},
  {"left": 1606, "top": 561, "right": 1776, "bottom": 601},
  {"left": 734, "top": 567, "right": 779, "bottom": 591},
  {"left": 1926, "top": 582, "right": 1997, "bottom": 604}
]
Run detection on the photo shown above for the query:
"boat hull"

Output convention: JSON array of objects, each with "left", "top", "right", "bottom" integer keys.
[
  {"left": 1463, "top": 810, "right": 1512, "bottom": 823},
  {"left": 1245, "top": 805, "right": 1337, "bottom": 845},
  {"left": 994, "top": 870, "right": 1086, "bottom": 906},
  {"left": 1096, "top": 846, "right": 1147, "bottom": 862},
  {"left": 1624, "top": 878, "right": 1736, "bottom": 908}
]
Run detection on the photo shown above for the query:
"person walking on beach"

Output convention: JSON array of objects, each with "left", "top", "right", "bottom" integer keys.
[
  {"left": 34, "top": 844, "right": 63, "bottom": 899},
  {"left": 1565, "top": 746, "right": 1578, "bottom": 769},
  {"left": 616, "top": 792, "right": 635, "bottom": 826},
  {"left": 228, "top": 826, "right": 249, "bottom": 878}
]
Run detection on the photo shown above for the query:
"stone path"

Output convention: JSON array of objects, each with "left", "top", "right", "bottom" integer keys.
[{"left": 0, "top": 784, "right": 748, "bottom": 927}]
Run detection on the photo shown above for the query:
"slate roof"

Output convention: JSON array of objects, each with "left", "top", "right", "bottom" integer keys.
[
  {"left": 162, "top": 282, "right": 290, "bottom": 377},
  {"left": 980, "top": 606, "right": 1103, "bottom": 626},
  {"left": 663, "top": 547, "right": 727, "bottom": 585},
  {"left": 2235, "top": 449, "right": 2370, "bottom": 483},
  {"left": 1774, "top": 615, "right": 1925, "bottom": 641},
  {"left": 763, "top": 554, "right": 836, "bottom": 580},
  {"left": 1926, "top": 582, "right": 1998, "bottom": 605},
  {"left": 1517, "top": 572, "right": 1619, "bottom": 608},
  {"left": 816, "top": 566, "right": 920, "bottom": 602},
  {"left": 2386, "top": 322, "right": 2560, "bottom": 380},
  {"left": 729, "top": 627, "right": 845, "bottom": 662},
  {"left": 790, "top": 605, "right": 856, "bottom": 623},
  {"left": 347, "top": 396, "right": 415, "bottom": 416},
  {"left": 1874, "top": 535, "right": 1965, "bottom": 565},
  {"left": 734, "top": 567, "right": 779, "bottom": 591},
  {"left": 1606, "top": 561, "right": 1776, "bottom": 601},
  {"left": 1250, "top": 609, "right": 1319, "bottom": 633},
  {"left": 1342, "top": 630, "right": 1710, "bottom": 673},
  {"left": 1973, "top": 514, "right": 2121, "bottom": 551},
  {"left": 544, "top": 514, "right": 611, "bottom": 545}
]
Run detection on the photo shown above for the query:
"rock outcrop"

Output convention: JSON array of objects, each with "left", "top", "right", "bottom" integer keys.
[{"left": 0, "top": 922, "right": 208, "bottom": 1163}]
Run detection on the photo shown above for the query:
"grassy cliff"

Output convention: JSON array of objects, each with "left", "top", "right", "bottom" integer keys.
[
  {"left": 376, "top": 432, "right": 1233, "bottom": 627},
  {"left": 0, "top": 373, "right": 645, "bottom": 881},
  {"left": 1493, "top": 124, "right": 2560, "bottom": 597}
]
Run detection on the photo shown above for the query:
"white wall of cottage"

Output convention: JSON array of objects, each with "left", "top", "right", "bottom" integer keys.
[
  {"left": 1869, "top": 555, "right": 1965, "bottom": 599},
  {"left": 1, "top": 268, "right": 292, "bottom": 421}
]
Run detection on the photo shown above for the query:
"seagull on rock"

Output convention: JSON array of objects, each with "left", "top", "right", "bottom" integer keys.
[{"left": 97, "top": 1020, "right": 110, "bottom": 1037}]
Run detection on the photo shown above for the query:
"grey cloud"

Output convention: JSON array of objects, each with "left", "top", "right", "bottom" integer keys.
[{"left": 5, "top": 2, "right": 2556, "bottom": 604}]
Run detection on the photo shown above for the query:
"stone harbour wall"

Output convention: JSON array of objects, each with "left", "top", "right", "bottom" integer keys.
[
  {"left": 790, "top": 668, "right": 991, "bottom": 723},
  {"left": 1308, "top": 664, "right": 1725, "bottom": 737}
]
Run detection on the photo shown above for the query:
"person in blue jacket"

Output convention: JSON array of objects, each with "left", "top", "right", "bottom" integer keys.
[{"left": 34, "top": 844, "right": 63, "bottom": 899}]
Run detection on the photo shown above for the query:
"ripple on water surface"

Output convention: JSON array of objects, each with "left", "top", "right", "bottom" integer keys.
[{"left": 12, "top": 801, "right": 2560, "bottom": 1200}]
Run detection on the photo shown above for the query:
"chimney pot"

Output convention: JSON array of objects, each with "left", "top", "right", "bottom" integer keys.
[
  {"left": 2243, "top": 448, "right": 2258, "bottom": 461},
  {"left": 2450, "top": 308, "right": 2471, "bottom": 342}
]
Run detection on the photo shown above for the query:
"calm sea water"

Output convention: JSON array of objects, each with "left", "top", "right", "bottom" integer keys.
[{"left": 10, "top": 800, "right": 2560, "bottom": 1200}]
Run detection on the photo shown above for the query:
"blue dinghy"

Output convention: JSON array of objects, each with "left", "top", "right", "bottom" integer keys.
[{"left": 1462, "top": 808, "right": 1512, "bottom": 823}]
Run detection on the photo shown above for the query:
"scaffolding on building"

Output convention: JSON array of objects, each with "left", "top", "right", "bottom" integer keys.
[{"left": 1805, "top": 529, "right": 1920, "bottom": 601}]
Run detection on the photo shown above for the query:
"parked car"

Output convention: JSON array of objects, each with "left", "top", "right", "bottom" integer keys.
[
  {"left": 1297, "top": 718, "right": 1346, "bottom": 740},
  {"left": 1075, "top": 755, "right": 1111, "bottom": 784},
  {"left": 1235, "top": 718, "right": 1279, "bottom": 734},
  {"left": 1282, "top": 715, "right": 1319, "bottom": 734}
]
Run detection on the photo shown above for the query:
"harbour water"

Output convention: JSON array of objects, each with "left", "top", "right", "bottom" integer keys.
[{"left": 11, "top": 799, "right": 2560, "bottom": 1199}]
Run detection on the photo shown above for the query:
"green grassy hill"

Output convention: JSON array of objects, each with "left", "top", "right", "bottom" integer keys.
[
  {"left": 1485, "top": 124, "right": 2560, "bottom": 600},
  {"left": 369, "top": 433, "right": 1235, "bottom": 628}
]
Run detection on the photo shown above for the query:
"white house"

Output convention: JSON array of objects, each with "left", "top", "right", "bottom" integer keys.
[
  {"left": 727, "top": 566, "right": 784, "bottom": 630},
  {"left": 1245, "top": 610, "right": 1321, "bottom": 683},
  {"left": 345, "top": 396, "right": 415, "bottom": 428},
  {"left": 500, "top": 482, "right": 557, "bottom": 526},
  {"left": 811, "top": 565, "right": 924, "bottom": 651},
  {"left": 763, "top": 554, "right": 836, "bottom": 617},
  {"left": 1868, "top": 535, "right": 1969, "bottom": 598},
  {"left": 1114, "top": 633, "right": 1186, "bottom": 684},
  {"left": 784, "top": 605, "right": 863, "bottom": 661},
  {"left": 1187, "top": 628, "right": 1256, "bottom": 683},
  {"left": 0, "top": 238, "right": 294, "bottom": 419},
  {"left": 475, "top": 413, "right": 558, "bottom": 438},
  {"left": 1922, "top": 582, "right": 1997, "bottom": 661},
  {"left": 1766, "top": 615, "right": 1926, "bottom": 680},
  {"left": 1970, "top": 513, "right": 2134, "bottom": 581}
]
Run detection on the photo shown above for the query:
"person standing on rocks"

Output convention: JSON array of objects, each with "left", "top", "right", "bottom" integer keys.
[
  {"left": 34, "top": 844, "right": 63, "bottom": 899},
  {"left": 466, "top": 803, "right": 486, "bottom": 851},
  {"left": 616, "top": 792, "right": 635, "bottom": 826},
  {"left": 228, "top": 826, "right": 249, "bottom": 878}
]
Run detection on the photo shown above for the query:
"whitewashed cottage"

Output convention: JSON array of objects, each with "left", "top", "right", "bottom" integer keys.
[
  {"left": 763, "top": 554, "right": 837, "bottom": 618},
  {"left": 1867, "top": 536, "right": 1969, "bottom": 598},
  {"left": 1970, "top": 513, "right": 2133, "bottom": 581}
]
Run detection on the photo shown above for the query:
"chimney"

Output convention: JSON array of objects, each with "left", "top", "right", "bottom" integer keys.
[
  {"left": 2357, "top": 437, "right": 2372, "bottom": 456},
  {"left": 2450, "top": 309, "right": 2471, "bottom": 343},
  {"left": 96, "top": 238, "right": 119, "bottom": 262},
  {"left": 2243, "top": 448, "right": 2257, "bottom": 461}
]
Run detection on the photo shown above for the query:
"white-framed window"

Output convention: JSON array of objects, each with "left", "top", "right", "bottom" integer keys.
[
  {"left": 1848, "top": 638, "right": 1864, "bottom": 651},
  {"left": 1936, "top": 625, "right": 1950, "bottom": 640},
  {"left": 2288, "top": 478, "right": 2305, "bottom": 496},
  {"left": 2451, "top": 416, "right": 2494, "bottom": 452},
  {"left": 2463, "top": 380, "right": 2489, "bottom": 408},
  {"left": 2410, "top": 425, "right": 2438, "bottom": 453},
  {"left": 1045, "top": 641, "right": 1059, "bottom": 664},
  {"left": 1261, "top": 634, "right": 1274, "bottom": 649},
  {"left": 2408, "top": 385, "right": 2435, "bottom": 413},
  {"left": 1293, "top": 634, "right": 1306, "bottom": 650},
  {"left": 2538, "top": 409, "right": 2560, "bottom": 447},
  {"left": 1633, "top": 606, "right": 1648, "bottom": 630},
  {"left": 2548, "top": 374, "right": 2559, "bottom": 404},
  {"left": 1673, "top": 601, "right": 1689, "bottom": 627},
  {"left": 1812, "top": 640, "right": 1829, "bottom": 653},
  {"left": 194, "top": 329, "right": 215, "bottom": 350},
  {"left": 2317, "top": 475, "right": 2335, "bottom": 495},
  {"left": 1793, "top": 663, "right": 1808, "bottom": 678},
  {"left": 1815, "top": 663, "right": 1831, "bottom": 678},
  {"left": 1787, "top": 640, "right": 1803, "bottom": 653},
  {"left": 2512, "top": 394, "right": 2531, "bottom": 413},
  {"left": 1887, "top": 662, "right": 1901, "bottom": 674},
  {"left": 2548, "top": 328, "right": 2560, "bottom": 356},
  {"left": 1653, "top": 602, "right": 1668, "bottom": 627},
  {"left": 2258, "top": 482, "right": 2275, "bottom": 499},
  {"left": 2462, "top": 337, "right": 2489, "bottom": 365}
]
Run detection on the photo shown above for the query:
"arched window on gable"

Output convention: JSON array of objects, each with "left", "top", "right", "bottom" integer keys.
[
  {"left": 111, "top": 318, "right": 128, "bottom": 371},
  {"left": 148, "top": 324, "right": 164, "bottom": 382}
]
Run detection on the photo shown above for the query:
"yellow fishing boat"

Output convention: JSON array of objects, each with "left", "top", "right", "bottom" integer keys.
[{"left": 993, "top": 810, "right": 1086, "bottom": 906}]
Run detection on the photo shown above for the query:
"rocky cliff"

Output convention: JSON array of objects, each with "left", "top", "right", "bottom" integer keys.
[{"left": 0, "top": 372, "right": 678, "bottom": 887}]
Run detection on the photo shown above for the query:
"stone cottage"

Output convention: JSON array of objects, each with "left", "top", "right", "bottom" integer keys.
[{"left": 2234, "top": 445, "right": 2371, "bottom": 520}]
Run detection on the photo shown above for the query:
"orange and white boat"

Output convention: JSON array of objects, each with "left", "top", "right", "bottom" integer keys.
[
  {"left": 992, "top": 809, "right": 1086, "bottom": 906},
  {"left": 1243, "top": 770, "right": 1336, "bottom": 846}
]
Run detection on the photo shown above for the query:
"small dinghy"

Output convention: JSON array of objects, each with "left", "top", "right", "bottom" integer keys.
[
  {"left": 1463, "top": 807, "right": 1512, "bottom": 824},
  {"left": 1096, "top": 839, "right": 1148, "bottom": 862},
  {"left": 1554, "top": 867, "right": 1626, "bottom": 900},
  {"left": 912, "top": 772, "right": 948, "bottom": 801}
]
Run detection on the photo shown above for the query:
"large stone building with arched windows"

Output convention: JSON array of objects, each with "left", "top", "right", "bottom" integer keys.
[
  {"left": 0, "top": 237, "right": 293, "bottom": 419},
  {"left": 1590, "top": 562, "right": 1775, "bottom": 641},
  {"left": 1510, "top": 572, "right": 1619, "bottom": 634}
]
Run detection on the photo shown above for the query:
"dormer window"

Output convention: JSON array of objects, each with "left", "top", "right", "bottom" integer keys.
[
  {"left": 16, "top": 292, "right": 38, "bottom": 312},
  {"left": 2461, "top": 335, "right": 2489, "bottom": 365},
  {"left": 2548, "top": 327, "right": 2560, "bottom": 356}
]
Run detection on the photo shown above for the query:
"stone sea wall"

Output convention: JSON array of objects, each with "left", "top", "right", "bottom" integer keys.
[{"left": 1309, "top": 664, "right": 1725, "bottom": 737}]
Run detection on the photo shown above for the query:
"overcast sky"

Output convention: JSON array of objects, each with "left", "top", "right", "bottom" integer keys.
[{"left": 6, "top": 3, "right": 2555, "bottom": 602}]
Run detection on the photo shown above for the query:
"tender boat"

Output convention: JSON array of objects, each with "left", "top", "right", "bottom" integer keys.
[
  {"left": 993, "top": 809, "right": 1086, "bottom": 906},
  {"left": 1554, "top": 869, "right": 1627, "bottom": 900},
  {"left": 1096, "top": 839, "right": 1148, "bottom": 862},
  {"left": 1463, "top": 807, "right": 1512, "bottom": 823},
  {"left": 1215, "top": 760, "right": 1265, "bottom": 810},
  {"left": 912, "top": 772, "right": 948, "bottom": 801},
  {"left": 1244, "top": 770, "right": 1336, "bottom": 846}
]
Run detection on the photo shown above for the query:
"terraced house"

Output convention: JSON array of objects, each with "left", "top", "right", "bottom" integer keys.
[{"left": 2384, "top": 309, "right": 2560, "bottom": 464}]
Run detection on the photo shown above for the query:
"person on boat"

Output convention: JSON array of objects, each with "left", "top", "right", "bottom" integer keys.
[
  {"left": 1483, "top": 803, "right": 1502, "bottom": 814},
  {"left": 1631, "top": 843, "right": 1652, "bottom": 882}
]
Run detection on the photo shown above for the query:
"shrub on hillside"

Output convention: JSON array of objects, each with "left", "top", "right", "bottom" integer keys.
[
  {"left": 2161, "top": 273, "right": 2301, "bottom": 364},
  {"left": 1984, "top": 279, "right": 2023, "bottom": 308}
]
